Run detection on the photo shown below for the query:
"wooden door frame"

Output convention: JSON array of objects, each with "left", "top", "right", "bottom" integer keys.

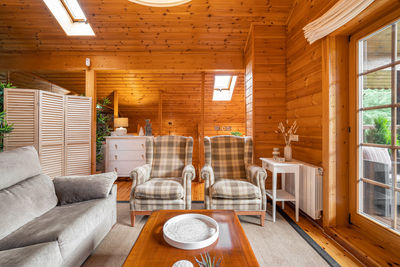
[{"left": 348, "top": 9, "right": 400, "bottom": 244}]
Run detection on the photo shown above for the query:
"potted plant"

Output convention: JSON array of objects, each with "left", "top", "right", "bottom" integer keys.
[
  {"left": 0, "top": 82, "right": 15, "bottom": 151},
  {"left": 96, "top": 97, "right": 112, "bottom": 171},
  {"left": 275, "top": 120, "right": 298, "bottom": 161}
]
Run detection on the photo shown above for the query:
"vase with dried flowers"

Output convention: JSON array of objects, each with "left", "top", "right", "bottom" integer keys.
[{"left": 275, "top": 120, "right": 298, "bottom": 161}]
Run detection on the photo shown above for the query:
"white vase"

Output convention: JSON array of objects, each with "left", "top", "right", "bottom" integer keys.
[{"left": 284, "top": 145, "right": 292, "bottom": 161}]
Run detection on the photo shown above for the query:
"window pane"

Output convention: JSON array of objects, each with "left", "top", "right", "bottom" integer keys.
[
  {"left": 362, "top": 108, "right": 392, "bottom": 145},
  {"left": 214, "top": 76, "right": 231, "bottom": 89},
  {"left": 361, "top": 25, "right": 392, "bottom": 72},
  {"left": 397, "top": 22, "right": 400, "bottom": 61},
  {"left": 362, "top": 68, "right": 392, "bottom": 108},
  {"left": 361, "top": 182, "right": 392, "bottom": 227},
  {"left": 362, "top": 147, "right": 393, "bottom": 186}
]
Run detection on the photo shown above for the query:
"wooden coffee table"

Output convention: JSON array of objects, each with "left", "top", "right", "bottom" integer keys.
[{"left": 123, "top": 210, "right": 259, "bottom": 267}]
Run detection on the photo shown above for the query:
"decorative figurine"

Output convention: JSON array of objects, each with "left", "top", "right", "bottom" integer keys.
[{"left": 145, "top": 119, "right": 152, "bottom": 136}]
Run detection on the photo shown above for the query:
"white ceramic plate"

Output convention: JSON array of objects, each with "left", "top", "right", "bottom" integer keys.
[{"left": 163, "top": 213, "right": 219, "bottom": 250}]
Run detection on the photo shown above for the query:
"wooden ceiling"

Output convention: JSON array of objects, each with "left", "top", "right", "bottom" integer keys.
[{"left": 0, "top": 0, "right": 293, "bottom": 53}]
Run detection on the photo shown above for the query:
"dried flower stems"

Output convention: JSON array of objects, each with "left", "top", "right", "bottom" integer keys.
[{"left": 275, "top": 120, "right": 298, "bottom": 146}]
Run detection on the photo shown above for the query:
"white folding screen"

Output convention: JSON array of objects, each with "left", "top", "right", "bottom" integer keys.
[
  {"left": 4, "top": 89, "right": 38, "bottom": 151},
  {"left": 65, "top": 96, "right": 91, "bottom": 175},
  {"left": 4, "top": 88, "right": 92, "bottom": 177},
  {"left": 38, "top": 91, "right": 65, "bottom": 178}
]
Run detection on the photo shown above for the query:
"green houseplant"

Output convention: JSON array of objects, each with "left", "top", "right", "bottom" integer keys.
[
  {"left": 96, "top": 97, "right": 112, "bottom": 169},
  {"left": 0, "top": 82, "right": 15, "bottom": 151}
]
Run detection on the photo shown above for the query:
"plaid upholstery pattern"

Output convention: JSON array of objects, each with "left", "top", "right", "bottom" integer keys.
[
  {"left": 183, "top": 164, "right": 195, "bottom": 209},
  {"left": 132, "top": 199, "right": 185, "bottom": 211},
  {"left": 244, "top": 137, "right": 253, "bottom": 165},
  {"left": 130, "top": 135, "right": 194, "bottom": 212},
  {"left": 134, "top": 178, "right": 184, "bottom": 200},
  {"left": 204, "top": 136, "right": 246, "bottom": 180},
  {"left": 210, "top": 198, "right": 262, "bottom": 211},
  {"left": 211, "top": 179, "right": 261, "bottom": 199},
  {"left": 202, "top": 136, "right": 267, "bottom": 212},
  {"left": 150, "top": 136, "right": 192, "bottom": 178},
  {"left": 201, "top": 164, "right": 214, "bottom": 209},
  {"left": 130, "top": 164, "right": 152, "bottom": 189}
]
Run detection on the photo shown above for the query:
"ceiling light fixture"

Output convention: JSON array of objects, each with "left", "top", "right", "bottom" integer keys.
[
  {"left": 128, "top": 0, "right": 191, "bottom": 7},
  {"left": 43, "top": 0, "right": 95, "bottom": 36}
]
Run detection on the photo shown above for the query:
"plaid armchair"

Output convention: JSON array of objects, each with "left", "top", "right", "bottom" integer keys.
[
  {"left": 201, "top": 136, "right": 267, "bottom": 226},
  {"left": 129, "top": 136, "right": 195, "bottom": 226}
]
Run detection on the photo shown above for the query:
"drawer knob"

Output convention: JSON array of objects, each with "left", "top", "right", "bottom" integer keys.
[
  {"left": 115, "top": 144, "right": 118, "bottom": 149},
  {"left": 141, "top": 154, "right": 144, "bottom": 159},
  {"left": 114, "top": 155, "right": 118, "bottom": 160},
  {"left": 114, "top": 167, "right": 118, "bottom": 172},
  {"left": 141, "top": 143, "right": 144, "bottom": 148}
]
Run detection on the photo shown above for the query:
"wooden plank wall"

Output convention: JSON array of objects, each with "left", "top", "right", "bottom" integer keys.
[
  {"left": 244, "top": 29, "right": 254, "bottom": 137},
  {"left": 0, "top": 71, "right": 73, "bottom": 95},
  {"left": 286, "top": 0, "right": 337, "bottom": 166},
  {"left": 245, "top": 25, "right": 287, "bottom": 188},
  {"left": 95, "top": 71, "right": 245, "bottom": 176}
]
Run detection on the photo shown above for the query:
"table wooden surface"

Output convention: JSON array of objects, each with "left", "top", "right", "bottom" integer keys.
[{"left": 123, "top": 210, "right": 259, "bottom": 267}]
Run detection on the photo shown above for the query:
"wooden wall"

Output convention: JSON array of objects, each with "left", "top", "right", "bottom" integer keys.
[
  {"left": 0, "top": 71, "right": 73, "bottom": 94},
  {"left": 95, "top": 71, "right": 245, "bottom": 175},
  {"left": 286, "top": 0, "right": 337, "bottom": 166},
  {"left": 245, "top": 24, "right": 286, "bottom": 186}
]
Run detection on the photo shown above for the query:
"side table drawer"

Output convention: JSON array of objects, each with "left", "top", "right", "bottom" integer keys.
[
  {"left": 107, "top": 160, "right": 146, "bottom": 177},
  {"left": 108, "top": 139, "right": 146, "bottom": 151},
  {"left": 109, "top": 150, "right": 145, "bottom": 161}
]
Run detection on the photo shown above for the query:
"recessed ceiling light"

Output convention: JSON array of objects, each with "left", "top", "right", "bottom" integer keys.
[
  {"left": 128, "top": 0, "right": 191, "bottom": 7},
  {"left": 43, "top": 0, "right": 95, "bottom": 36},
  {"left": 213, "top": 75, "right": 237, "bottom": 101}
]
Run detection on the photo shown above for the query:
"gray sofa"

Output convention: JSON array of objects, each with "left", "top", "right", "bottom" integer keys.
[{"left": 0, "top": 146, "right": 117, "bottom": 267}]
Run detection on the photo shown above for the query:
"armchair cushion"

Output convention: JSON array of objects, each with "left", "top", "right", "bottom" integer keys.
[
  {"left": 134, "top": 178, "right": 184, "bottom": 200},
  {"left": 53, "top": 172, "right": 117, "bottom": 205},
  {"left": 210, "top": 179, "right": 261, "bottom": 199}
]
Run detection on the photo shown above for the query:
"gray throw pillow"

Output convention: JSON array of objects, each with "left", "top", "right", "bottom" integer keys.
[{"left": 53, "top": 172, "right": 117, "bottom": 205}]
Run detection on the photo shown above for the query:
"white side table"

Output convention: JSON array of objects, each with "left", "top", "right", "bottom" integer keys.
[{"left": 260, "top": 158, "right": 300, "bottom": 222}]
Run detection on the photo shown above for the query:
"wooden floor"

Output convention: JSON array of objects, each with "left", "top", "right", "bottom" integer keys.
[{"left": 115, "top": 180, "right": 362, "bottom": 266}]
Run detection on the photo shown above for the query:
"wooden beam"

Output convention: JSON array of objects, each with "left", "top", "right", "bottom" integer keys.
[
  {"left": 158, "top": 91, "right": 163, "bottom": 135},
  {"left": 199, "top": 72, "right": 205, "bottom": 181},
  {"left": 0, "top": 51, "right": 244, "bottom": 72},
  {"left": 85, "top": 69, "right": 97, "bottom": 174},
  {"left": 113, "top": 90, "right": 119, "bottom": 118},
  {"left": 322, "top": 36, "right": 337, "bottom": 228}
]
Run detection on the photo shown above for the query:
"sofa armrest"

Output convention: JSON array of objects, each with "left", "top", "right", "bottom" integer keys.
[
  {"left": 53, "top": 172, "right": 117, "bottom": 205},
  {"left": 130, "top": 164, "right": 152, "bottom": 196},
  {"left": 182, "top": 164, "right": 196, "bottom": 181},
  {"left": 246, "top": 164, "right": 267, "bottom": 194}
]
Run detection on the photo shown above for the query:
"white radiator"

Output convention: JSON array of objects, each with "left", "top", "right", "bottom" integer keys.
[{"left": 284, "top": 161, "right": 323, "bottom": 220}]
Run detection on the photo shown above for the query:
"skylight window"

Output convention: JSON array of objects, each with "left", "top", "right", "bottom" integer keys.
[
  {"left": 61, "top": 0, "right": 87, "bottom": 22},
  {"left": 43, "top": 0, "right": 95, "bottom": 36},
  {"left": 213, "top": 75, "right": 237, "bottom": 101}
]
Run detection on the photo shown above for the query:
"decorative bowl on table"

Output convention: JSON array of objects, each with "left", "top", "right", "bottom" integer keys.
[{"left": 163, "top": 214, "right": 219, "bottom": 250}]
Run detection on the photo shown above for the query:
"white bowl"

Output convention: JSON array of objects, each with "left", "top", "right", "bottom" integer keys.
[{"left": 163, "top": 213, "right": 219, "bottom": 250}]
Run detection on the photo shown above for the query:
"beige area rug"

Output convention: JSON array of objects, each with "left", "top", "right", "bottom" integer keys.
[{"left": 83, "top": 203, "right": 329, "bottom": 267}]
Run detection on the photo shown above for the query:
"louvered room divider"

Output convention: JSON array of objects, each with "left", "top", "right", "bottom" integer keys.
[{"left": 4, "top": 88, "right": 92, "bottom": 177}]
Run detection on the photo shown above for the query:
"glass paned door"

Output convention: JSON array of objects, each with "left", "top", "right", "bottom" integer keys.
[{"left": 358, "top": 20, "right": 400, "bottom": 232}]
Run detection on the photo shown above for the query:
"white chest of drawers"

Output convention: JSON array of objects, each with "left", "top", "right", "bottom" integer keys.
[{"left": 105, "top": 136, "right": 148, "bottom": 177}]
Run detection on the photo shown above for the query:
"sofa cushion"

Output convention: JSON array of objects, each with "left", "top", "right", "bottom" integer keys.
[
  {"left": 53, "top": 172, "right": 117, "bottom": 205},
  {"left": 0, "top": 196, "right": 114, "bottom": 261},
  {"left": 211, "top": 179, "right": 261, "bottom": 199},
  {"left": 0, "top": 174, "right": 58, "bottom": 240},
  {"left": 135, "top": 178, "right": 184, "bottom": 199},
  {"left": 0, "top": 146, "right": 42, "bottom": 190},
  {"left": 0, "top": 242, "right": 62, "bottom": 267}
]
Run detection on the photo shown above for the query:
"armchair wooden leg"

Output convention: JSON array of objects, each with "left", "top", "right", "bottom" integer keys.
[
  {"left": 131, "top": 211, "right": 135, "bottom": 227},
  {"left": 260, "top": 211, "right": 265, "bottom": 227}
]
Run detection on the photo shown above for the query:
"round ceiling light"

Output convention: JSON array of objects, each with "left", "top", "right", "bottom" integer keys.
[{"left": 128, "top": 0, "right": 191, "bottom": 7}]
